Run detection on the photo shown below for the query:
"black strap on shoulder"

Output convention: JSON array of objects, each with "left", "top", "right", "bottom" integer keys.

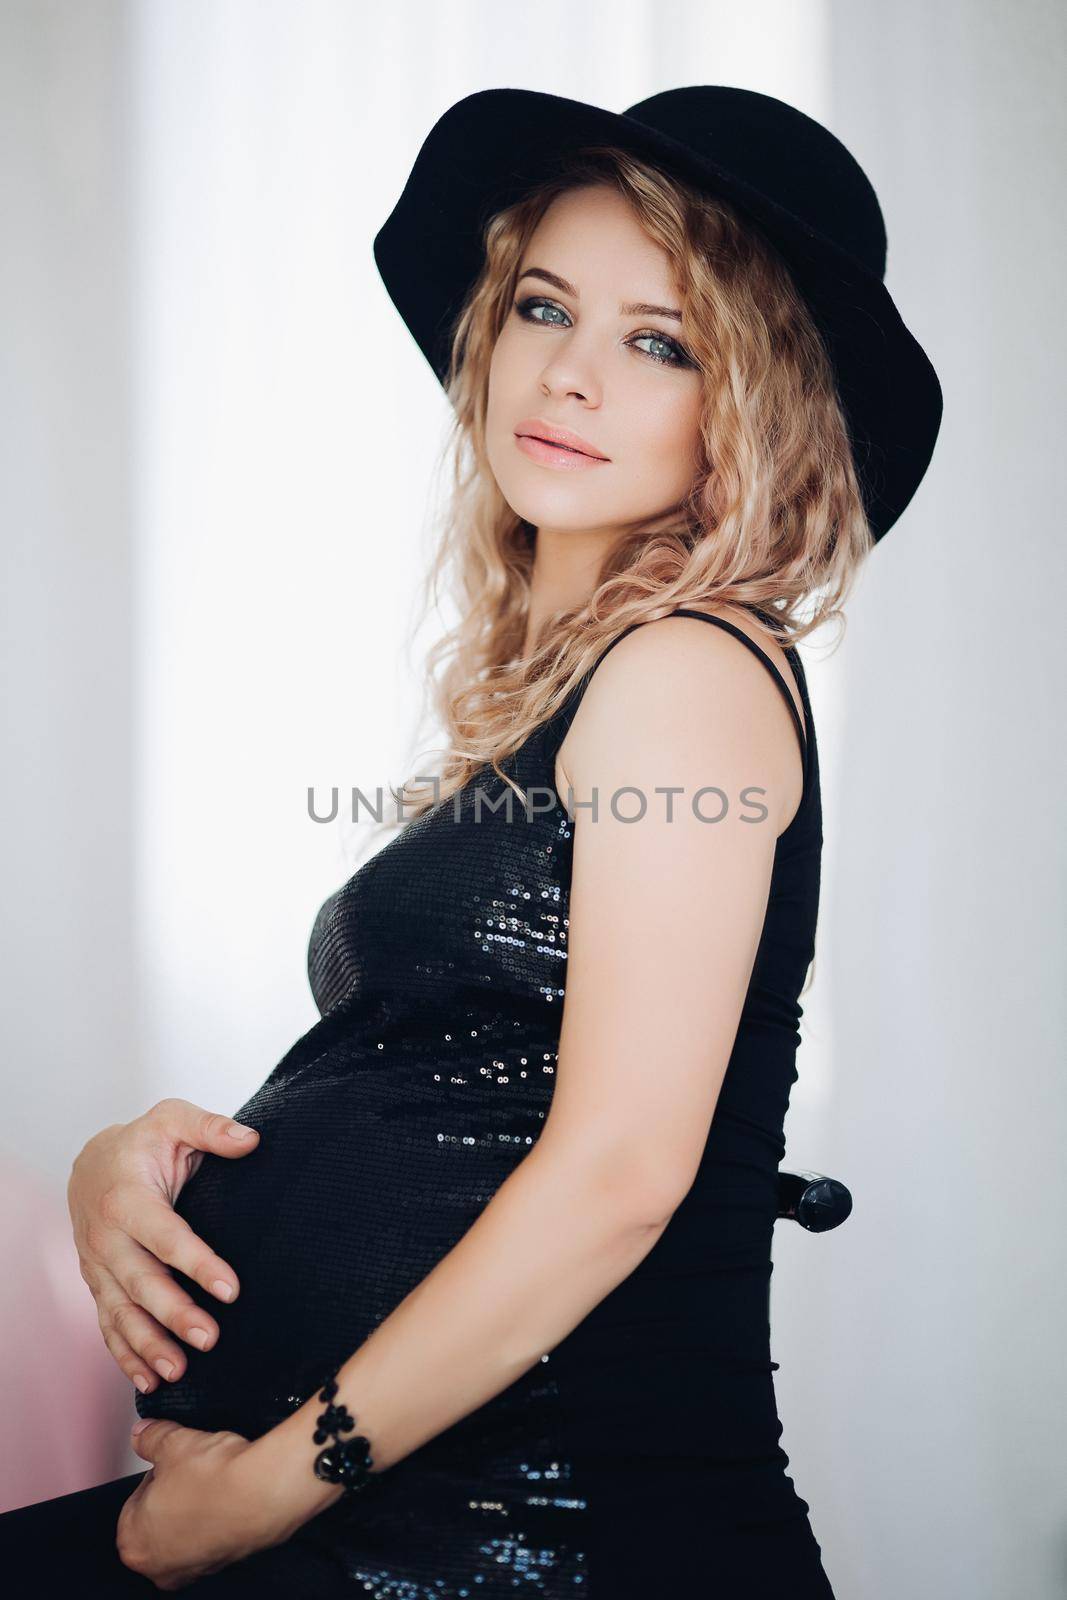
[
  {"left": 549, "top": 606, "right": 808, "bottom": 776},
  {"left": 667, "top": 607, "right": 808, "bottom": 762}
]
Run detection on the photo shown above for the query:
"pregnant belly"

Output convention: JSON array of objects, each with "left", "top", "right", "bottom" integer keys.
[{"left": 134, "top": 1059, "right": 546, "bottom": 1437}]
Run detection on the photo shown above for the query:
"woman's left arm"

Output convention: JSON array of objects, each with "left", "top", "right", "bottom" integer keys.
[{"left": 121, "top": 618, "right": 799, "bottom": 1581}]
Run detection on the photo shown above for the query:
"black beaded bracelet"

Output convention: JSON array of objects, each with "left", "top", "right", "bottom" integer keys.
[{"left": 311, "top": 1370, "right": 375, "bottom": 1494}]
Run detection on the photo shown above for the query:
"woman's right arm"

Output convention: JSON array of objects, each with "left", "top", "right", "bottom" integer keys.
[{"left": 67, "top": 1099, "right": 261, "bottom": 1395}]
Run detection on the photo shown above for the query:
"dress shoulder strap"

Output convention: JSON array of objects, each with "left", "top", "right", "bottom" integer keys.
[
  {"left": 667, "top": 607, "right": 808, "bottom": 766},
  {"left": 549, "top": 606, "right": 808, "bottom": 774}
]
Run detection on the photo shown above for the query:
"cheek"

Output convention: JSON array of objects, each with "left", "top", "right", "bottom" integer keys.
[
  {"left": 487, "top": 337, "right": 520, "bottom": 431},
  {"left": 485, "top": 350, "right": 522, "bottom": 481},
  {"left": 489, "top": 319, "right": 523, "bottom": 378},
  {"left": 637, "top": 387, "right": 703, "bottom": 478},
  {"left": 486, "top": 371, "right": 508, "bottom": 458}
]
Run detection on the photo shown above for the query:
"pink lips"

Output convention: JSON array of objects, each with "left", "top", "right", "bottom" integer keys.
[
  {"left": 514, "top": 417, "right": 610, "bottom": 464},
  {"left": 515, "top": 434, "right": 608, "bottom": 471}
]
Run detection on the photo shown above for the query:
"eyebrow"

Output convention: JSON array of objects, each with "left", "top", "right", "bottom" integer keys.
[{"left": 517, "top": 266, "right": 683, "bottom": 322}]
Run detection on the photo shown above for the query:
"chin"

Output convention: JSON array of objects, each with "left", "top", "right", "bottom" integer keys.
[{"left": 497, "top": 476, "right": 613, "bottom": 531}]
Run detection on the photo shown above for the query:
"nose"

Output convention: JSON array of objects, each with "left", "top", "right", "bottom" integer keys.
[{"left": 537, "top": 332, "right": 603, "bottom": 407}]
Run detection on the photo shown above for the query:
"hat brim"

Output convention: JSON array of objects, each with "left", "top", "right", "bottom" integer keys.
[{"left": 373, "top": 87, "right": 943, "bottom": 543}]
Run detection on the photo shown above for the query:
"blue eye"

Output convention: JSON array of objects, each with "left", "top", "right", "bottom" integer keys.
[
  {"left": 518, "top": 298, "right": 569, "bottom": 328},
  {"left": 513, "top": 296, "right": 694, "bottom": 369},
  {"left": 630, "top": 332, "right": 690, "bottom": 367}
]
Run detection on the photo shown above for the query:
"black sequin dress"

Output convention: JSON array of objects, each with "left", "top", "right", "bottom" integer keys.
[{"left": 134, "top": 607, "right": 836, "bottom": 1598}]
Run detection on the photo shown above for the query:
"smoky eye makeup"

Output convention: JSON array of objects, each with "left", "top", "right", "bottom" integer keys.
[{"left": 512, "top": 295, "right": 697, "bottom": 370}]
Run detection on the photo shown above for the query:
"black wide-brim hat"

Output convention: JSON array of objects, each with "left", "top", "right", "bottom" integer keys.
[{"left": 373, "top": 86, "right": 943, "bottom": 544}]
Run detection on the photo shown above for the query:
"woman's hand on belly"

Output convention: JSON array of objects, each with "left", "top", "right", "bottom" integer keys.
[
  {"left": 67, "top": 1098, "right": 262, "bottom": 1397},
  {"left": 117, "top": 1415, "right": 290, "bottom": 1588}
]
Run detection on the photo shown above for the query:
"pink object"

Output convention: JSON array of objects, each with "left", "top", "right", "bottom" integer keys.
[
  {"left": 514, "top": 432, "right": 610, "bottom": 470},
  {"left": 513, "top": 415, "right": 611, "bottom": 459},
  {"left": 0, "top": 1154, "right": 138, "bottom": 1511}
]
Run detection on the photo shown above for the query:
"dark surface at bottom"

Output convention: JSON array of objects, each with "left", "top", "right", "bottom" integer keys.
[
  {"left": 0, "top": 1471, "right": 354, "bottom": 1597},
  {"left": 0, "top": 1462, "right": 837, "bottom": 1599}
]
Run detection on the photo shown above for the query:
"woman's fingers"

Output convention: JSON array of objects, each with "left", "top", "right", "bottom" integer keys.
[
  {"left": 120, "top": 1251, "right": 222, "bottom": 1378},
  {"left": 80, "top": 1185, "right": 244, "bottom": 1386},
  {"left": 111, "top": 1184, "right": 243, "bottom": 1310},
  {"left": 135, "top": 1098, "right": 260, "bottom": 1198},
  {"left": 68, "top": 1102, "right": 262, "bottom": 1391},
  {"left": 91, "top": 1224, "right": 232, "bottom": 1389},
  {"left": 86, "top": 1256, "right": 184, "bottom": 1393}
]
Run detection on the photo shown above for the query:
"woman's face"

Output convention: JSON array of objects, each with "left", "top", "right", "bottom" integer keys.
[{"left": 486, "top": 183, "right": 704, "bottom": 541}]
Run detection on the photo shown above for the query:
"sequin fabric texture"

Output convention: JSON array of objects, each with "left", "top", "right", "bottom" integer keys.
[{"left": 134, "top": 609, "right": 836, "bottom": 1598}]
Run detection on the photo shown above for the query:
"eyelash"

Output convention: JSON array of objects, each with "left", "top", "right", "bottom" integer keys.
[{"left": 513, "top": 296, "right": 695, "bottom": 369}]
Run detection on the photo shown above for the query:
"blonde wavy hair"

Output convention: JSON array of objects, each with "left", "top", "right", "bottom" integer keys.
[{"left": 384, "top": 143, "right": 873, "bottom": 829}]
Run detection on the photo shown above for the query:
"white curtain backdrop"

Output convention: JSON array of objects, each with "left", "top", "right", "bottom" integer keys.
[
  {"left": 125, "top": 0, "right": 835, "bottom": 1140},
  {"left": 2, "top": 1, "right": 1063, "bottom": 1592}
]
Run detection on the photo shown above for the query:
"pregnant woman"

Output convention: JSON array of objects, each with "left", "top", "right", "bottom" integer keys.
[{"left": 0, "top": 87, "right": 941, "bottom": 1595}]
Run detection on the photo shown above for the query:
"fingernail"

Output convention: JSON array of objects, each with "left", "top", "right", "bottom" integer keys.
[
  {"left": 212, "top": 1279, "right": 234, "bottom": 1302},
  {"left": 133, "top": 1374, "right": 150, "bottom": 1394},
  {"left": 132, "top": 1418, "right": 151, "bottom": 1435},
  {"left": 187, "top": 1326, "right": 211, "bottom": 1350},
  {"left": 153, "top": 1358, "right": 176, "bottom": 1380},
  {"left": 227, "top": 1123, "right": 255, "bottom": 1139}
]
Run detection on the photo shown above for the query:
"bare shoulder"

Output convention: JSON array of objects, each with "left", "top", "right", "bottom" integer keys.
[
  {"left": 555, "top": 602, "right": 806, "bottom": 837},
  {"left": 664, "top": 602, "right": 806, "bottom": 735}
]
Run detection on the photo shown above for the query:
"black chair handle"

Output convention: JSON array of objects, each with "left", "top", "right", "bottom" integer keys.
[{"left": 776, "top": 1170, "right": 852, "bottom": 1232}]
